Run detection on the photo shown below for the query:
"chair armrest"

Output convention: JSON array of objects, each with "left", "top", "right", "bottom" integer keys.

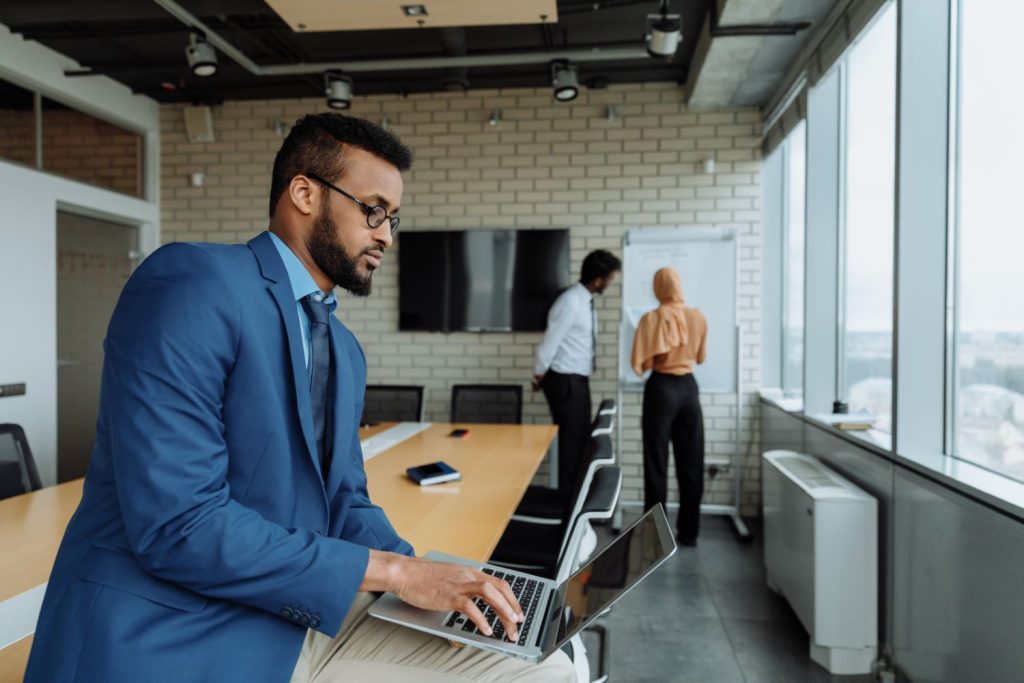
[{"left": 510, "top": 514, "right": 561, "bottom": 525}]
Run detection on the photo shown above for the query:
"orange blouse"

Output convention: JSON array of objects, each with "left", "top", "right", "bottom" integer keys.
[{"left": 630, "top": 267, "right": 708, "bottom": 376}]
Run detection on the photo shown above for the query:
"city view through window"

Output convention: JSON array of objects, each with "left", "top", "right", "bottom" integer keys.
[
  {"left": 842, "top": 6, "right": 896, "bottom": 433},
  {"left": 955, "top": 0, "right": 1024, "bottom": 482}
]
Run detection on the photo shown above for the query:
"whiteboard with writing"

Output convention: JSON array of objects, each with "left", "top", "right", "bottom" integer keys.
[{"left": 619, "top": 227, "right": 737, "bottom": 393}]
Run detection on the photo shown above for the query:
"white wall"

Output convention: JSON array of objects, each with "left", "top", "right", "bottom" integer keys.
[
  {"left": 0, "top": 164, "right": 160, "bottom": 485},
  {"left": 0, "top": 23, "right": 160, "bottom": 485}
]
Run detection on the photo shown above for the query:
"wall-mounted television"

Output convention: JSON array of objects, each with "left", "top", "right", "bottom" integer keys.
[{"left": 398, "top": 229, "right": 571, "bottom": 332}]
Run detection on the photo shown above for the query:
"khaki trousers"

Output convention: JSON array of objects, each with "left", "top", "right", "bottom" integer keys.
[{"left": 290, "top": 593, "right": 576, "bottom": 683}]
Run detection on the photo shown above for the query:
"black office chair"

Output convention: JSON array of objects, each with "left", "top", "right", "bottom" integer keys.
[
  {"left": 512, "top": 407, "right": 616, "bottom": 522},
  {"left": 362, "top": 385, "right": 425, "bottom": 424},
  {"left": 490, "top": 463, "right": 621, "bottom": 578},
  {"left": 450, "top": 384, "right": 523, "bottom": 424},
  {"left": 489, "top": 435, "right": 616, "bottom": 578},
  {"left": 0, "top": 424, "right": 42, "bottom": 500}
]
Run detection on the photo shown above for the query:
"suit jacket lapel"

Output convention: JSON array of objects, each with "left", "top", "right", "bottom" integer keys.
[
  {"left": 325, "top": 320, "right": 354, "bottom": 501},
  {"left": 248, "top": 233, "right": 323, "bottom": 481}
]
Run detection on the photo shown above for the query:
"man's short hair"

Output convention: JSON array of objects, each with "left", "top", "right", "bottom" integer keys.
[
  {"left": 268, "top": 113, "right": 413, "bottom": 218},
  {"left": 580, "top": 249, "right": 622, "bottom": 283}
]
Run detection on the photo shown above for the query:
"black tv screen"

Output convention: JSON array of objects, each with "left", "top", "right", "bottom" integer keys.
[{"left": 399, "top": 229, "right": 571, "bottom": 332}]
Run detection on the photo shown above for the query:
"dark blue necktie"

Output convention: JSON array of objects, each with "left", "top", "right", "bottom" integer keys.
[{"left": 301, "top": 295, "right": 332, "bottom": 477}]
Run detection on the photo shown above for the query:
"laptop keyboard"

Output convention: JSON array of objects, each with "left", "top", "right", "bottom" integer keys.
[{"left": 443, "top": 567, "right": 544, "bottom": 646}]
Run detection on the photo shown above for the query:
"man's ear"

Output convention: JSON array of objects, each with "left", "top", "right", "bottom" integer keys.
[{"left": 287, "top": 175, "right": 317, "bottom": 217}]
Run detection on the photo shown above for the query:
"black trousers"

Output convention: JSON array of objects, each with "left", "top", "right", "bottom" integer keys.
[
  {"left": 541, "top": 370, "right": 592, "bottom": 494},
  {"left": 642, "top": 372, "right": 705, "bottom": 542}
]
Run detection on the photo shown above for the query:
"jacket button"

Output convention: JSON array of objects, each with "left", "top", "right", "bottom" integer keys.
[
  {"left": 310, "top": 616, "right": 321, "bottom": 628},
  {"left": 280, "top": 607, "right": 295, "bottom": 619},
  {"left": 298, "top": 613, "right": 311, "bottom": 626}
]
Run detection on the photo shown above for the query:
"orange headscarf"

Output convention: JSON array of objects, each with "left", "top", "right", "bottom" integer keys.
[{"left": 631, "top": 267, "right": 691, "bottom": 375}]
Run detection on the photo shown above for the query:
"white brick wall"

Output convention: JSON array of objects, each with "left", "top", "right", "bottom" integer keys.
[{"left": 160, "top": 83, "right": 764, "bottom": 515}]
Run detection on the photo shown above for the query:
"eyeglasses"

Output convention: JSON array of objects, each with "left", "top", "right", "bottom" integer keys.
[{"left": 307, "top": 173, "right": 400, "bottom": 235}]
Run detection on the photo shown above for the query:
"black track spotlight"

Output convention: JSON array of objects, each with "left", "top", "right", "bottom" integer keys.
[
  {"left": 551, "top": 61, "right": 579, "bottom": 102},
  {"left": 325, "top": 71, "right": 354, "bottom": 110},
  {"left": 185, "top": 33, "right": 218, "bottom": 77}
]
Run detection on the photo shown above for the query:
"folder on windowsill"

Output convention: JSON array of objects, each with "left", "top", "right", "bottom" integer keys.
[{"left": 817, "top": 412, "right": 876, "bottom": 431}]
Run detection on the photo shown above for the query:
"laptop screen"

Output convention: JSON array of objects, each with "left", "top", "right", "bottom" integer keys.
[{"left": 544, "top": 504, "right": 675, "bottom": 654}]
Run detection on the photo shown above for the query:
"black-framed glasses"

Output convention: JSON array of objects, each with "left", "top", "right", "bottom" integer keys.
[{"left": 307, "top": 173, "right": 400, "bottom": 235}]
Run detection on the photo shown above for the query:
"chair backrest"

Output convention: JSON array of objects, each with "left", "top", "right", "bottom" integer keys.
[
  {"left": 590, "top": 411, "right": 614, "bottom": 437},
  {"left": 555, "top": 465, "right": 623, "bottom": 584},
  {"left": 450, "top": 384, "right": 523, "bottom": 424},
  {"left": 597, "top": 398, "right": 617, "bottom": 417},
  {"left": 362, "top": 385, "right": 425, "bottom": 424},
  {"left": 554, "top": 434, "right": 613, "bottom": 546},
  {"left": 560, "top": 432, "right": 614, "bottom": 538},
  {"left": 0, "top": 424, "right": 42, "bottom": 500}
]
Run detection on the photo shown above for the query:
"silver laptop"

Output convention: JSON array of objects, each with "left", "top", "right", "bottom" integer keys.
[{"left": 368, "top": 504, "right": 677, "bottom": 663}]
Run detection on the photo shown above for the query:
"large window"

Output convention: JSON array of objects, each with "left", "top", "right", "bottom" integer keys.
[
  {"left": 0, "top": 78, "right": 36, "bottom": 167},
  {"left": 0, "top": 79, "right": 143, "bottom": 198},
  {"left": 952, "top": 0, "right": 1024, "bottom": 482},
  {"left": 783, "top": 121, "right": 806, "bottom": 396},
  {"left": 763, "top": 120, "right": 807, "bottom": 396},
  {"left": 42, "top": 98, "right": 144, "bottom": 198},
  {"left": 840, "top": 4, "right": 897, "bottom": 430}
]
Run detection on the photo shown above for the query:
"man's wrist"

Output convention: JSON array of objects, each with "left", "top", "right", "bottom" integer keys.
[{"left": 362, "top": 549, "right": 404, "bottom": 593}]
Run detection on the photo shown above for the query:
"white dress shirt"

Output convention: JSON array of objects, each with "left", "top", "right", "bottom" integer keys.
[{"left": 534, "top": 283, "right": 596, "bottom": 377}]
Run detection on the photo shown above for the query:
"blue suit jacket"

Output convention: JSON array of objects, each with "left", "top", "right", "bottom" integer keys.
[{"left": 26, "top": 232, "right": 413, "bottom": 683}]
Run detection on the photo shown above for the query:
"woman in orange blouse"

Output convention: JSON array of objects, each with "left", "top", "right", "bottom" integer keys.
[{"left": 631, "top": 267, "right": 707, "bottom": 546}]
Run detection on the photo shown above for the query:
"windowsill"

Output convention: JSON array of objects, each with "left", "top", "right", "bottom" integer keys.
[
  {"left": 842, "top": 426, "right": 892, "bottom": 451},
  {"left": 893, "top": 450, "right": 1024, "bottom": 521},
  {"left": 758, "top": 388, "right": 804, "bottom": 413},
  {"left": 759, "top": 395, "right": 1024, "bottom": 522}
]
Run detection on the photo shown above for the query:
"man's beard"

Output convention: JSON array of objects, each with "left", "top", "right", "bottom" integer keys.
[{"left": 307, "top": 204, "right": 374, "bottom": 297}]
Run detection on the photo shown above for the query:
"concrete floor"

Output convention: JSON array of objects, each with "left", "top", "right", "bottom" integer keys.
[{"left": 582, "top": 512, "right": 877, "bottom": 683}]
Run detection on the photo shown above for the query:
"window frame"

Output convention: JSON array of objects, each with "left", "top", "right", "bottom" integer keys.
[{"left": 945, "top": 0, "right": 963, "bottom": 457}]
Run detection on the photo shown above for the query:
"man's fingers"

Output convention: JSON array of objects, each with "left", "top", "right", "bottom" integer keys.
[
  {"left": 461, "top": 598, "right": 492, "bottom": 636},
  {"left": 479, "top": 581, "right": 520, "bottom": 642},
  {"left": 493, "top": 576, "right": 523, "bottom": 619}
]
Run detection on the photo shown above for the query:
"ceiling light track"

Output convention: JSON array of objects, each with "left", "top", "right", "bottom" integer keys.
[
  {"left": 711, "top": 23, "right": 813, "bottom": 38},
  {"left": 151, "top": 0, "right": 649, "bottom": 76}
]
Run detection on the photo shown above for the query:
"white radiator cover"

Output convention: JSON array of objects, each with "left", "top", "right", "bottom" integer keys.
[{"left": 762, "top": 450, "right": 878, "bottom": 675}]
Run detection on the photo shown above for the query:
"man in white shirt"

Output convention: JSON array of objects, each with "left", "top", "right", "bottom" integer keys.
[{"left": 532, "top": 249, "right": 621, "bottom": 493}]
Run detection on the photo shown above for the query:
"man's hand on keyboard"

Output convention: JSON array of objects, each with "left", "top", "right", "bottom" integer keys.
[{"left": 362, "top": 551, "right": 524, "bottom": 641}]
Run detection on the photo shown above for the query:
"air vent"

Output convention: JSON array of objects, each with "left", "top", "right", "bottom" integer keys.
[{"left": 777, "top": 456, "right": 840, "bottom": 489}]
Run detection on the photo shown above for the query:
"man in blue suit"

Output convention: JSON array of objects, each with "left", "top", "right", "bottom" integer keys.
[{"left": 26, "top": 114, "right": 573, "bottom": 682}]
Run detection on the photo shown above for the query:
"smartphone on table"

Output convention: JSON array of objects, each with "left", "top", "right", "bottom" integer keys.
[{"left": 406, "top": 461, "right": 461, "bottom": 486}]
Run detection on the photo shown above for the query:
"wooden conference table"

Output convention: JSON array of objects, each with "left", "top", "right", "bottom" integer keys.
[{"left": 0, "top": 421, "right": 557, "bottom": 683}]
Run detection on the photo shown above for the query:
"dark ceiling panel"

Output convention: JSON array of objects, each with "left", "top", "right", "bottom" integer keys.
[{"left": 0, "top": 0, "right": 708, "bottom": 103}]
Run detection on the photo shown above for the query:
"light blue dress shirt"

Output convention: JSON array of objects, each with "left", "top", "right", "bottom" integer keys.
[{"left": 268, "top": 232, "right": 337, "bottom": 380}]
